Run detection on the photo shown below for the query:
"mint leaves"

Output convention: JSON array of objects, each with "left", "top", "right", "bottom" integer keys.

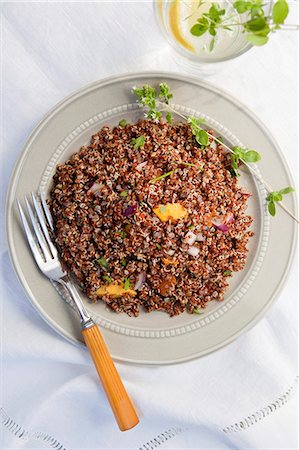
[
  {"left": 189, "top": 1, "right": 292, "bottom": 51},
  {"left": 266, "top": 187, "right": 295, "bottom": 216}
]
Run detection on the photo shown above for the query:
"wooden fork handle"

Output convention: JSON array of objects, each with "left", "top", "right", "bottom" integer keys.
[{"left": 82, "top": 323, "right": 139, "bottom": 431}]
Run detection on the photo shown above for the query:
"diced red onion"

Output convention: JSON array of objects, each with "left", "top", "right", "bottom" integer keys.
[
  {"left": 215, "top": 223, "right": 229, "bottom": 233},
  {"left": 88, "top": 182, "right": 102, "bottom": 194},
  {"left": 185, "top": 230, "right": 197, "bottom": 245},
  {"left": 187, "top": 246, "right": 199, "bottom": 257},
  {"left": 123, "top": 204, "right": 137, "bottom": 217},
  {"left": 136, "top": 161, "right": 147, "bottom": 171},
  {"left": 134, "top": 271, "right": 146, "bottom": 290},
  {"left": 196, "top": 232, "right": 204, "bottom": 242},
  {"left": 226, "top": 213, "right": 234, "bottom": 224}
]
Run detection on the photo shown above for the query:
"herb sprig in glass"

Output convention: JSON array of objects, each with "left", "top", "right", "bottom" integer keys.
[{"left": 189, "top": 0, "right": 298, "bottom": 51}]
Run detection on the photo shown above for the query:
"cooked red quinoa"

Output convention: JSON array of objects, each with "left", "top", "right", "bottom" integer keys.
[{"left": 49, "top": 119, "right": 253, "bottom": 317}]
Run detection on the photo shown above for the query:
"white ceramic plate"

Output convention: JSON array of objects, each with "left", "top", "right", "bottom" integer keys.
[{"left": 6, "top": 72, "right": 297, "bottom": 364}]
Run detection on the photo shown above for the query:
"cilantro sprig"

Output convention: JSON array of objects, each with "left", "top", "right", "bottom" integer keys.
[
  {"left": 266, "top": 187, "right": 295, "bottom": 216},
  {"left": 190, "top": 0, "right": 296, "bottom": 51}
]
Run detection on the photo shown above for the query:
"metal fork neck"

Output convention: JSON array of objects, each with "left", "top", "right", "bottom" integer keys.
[{"left": 60, "top": 277, "right": 92, "bottom": 326}]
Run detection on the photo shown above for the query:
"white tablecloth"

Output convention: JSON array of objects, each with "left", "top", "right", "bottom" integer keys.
[{"left": 1, "top": 1, "right": 298, "bottom": 449}]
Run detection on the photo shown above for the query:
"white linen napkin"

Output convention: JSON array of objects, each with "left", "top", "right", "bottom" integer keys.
[
  {"left": 1, "top": 2, "right": 298, "bottom": 448},
  {"left": 1, "top": 248, "right": 297, "bottom": 449}
]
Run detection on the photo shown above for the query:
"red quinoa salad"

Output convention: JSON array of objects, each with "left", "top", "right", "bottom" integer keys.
[{"left": 49, "top": 119, "right": 253, "bottom": 317}]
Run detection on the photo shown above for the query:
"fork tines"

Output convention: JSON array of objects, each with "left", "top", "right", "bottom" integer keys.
[{"left": 17, "top": 192, "right": 57, "bottom": 266}]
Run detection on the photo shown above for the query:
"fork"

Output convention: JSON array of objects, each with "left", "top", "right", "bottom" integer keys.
[{"left": 17, "top": 192, "right": 139, "bottom": 431}]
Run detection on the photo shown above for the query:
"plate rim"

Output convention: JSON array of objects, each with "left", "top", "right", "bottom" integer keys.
[{"left": 6, "top": 70, "right": 298, "bottom": 365}]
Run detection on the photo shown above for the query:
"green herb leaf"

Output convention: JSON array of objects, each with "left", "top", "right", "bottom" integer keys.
[
  {"left": 233, "top": 1, "right": 251, "bottom": 14},
  {"left": 191, "top": 18, "right": 209, "bottom": 36},
  {"left": 132, "top": 85, "right": 157, "bottom": 109},
  {"left": 121, "top": 258, "right": 127, "bottom": 267},
  {"left": 131, "top": 135, "right": 145, "bottom": 150},
  {"left": 245, "top": 16, "right": 268, "bottom": 32},
  {"left": 193, "top": 307, "right": 203, "bottom": 314},
  {"left": 156, "top": 243, "right": 162, "bottom": 249},
  {"left": 272, "top": 0, "right": 289, "bottom": 25},
  {"left": 119, "top": 119, "right": 127, "bottom": 127},
  {"left": 149, "top": 170, "right": 175, "bottom": 184},
  {"left": 159, "top": 82, "right": 173, "bottom": 104},
  {"left": 120, "top": 190, "right": 128, "bottom": 197},
  {"left": 102, "top": 275, "right": 113, "bottom": 283},
  {"left": 147, "top": 110, "right": 162, "bottom": 121},
  {"left": 195, "top": 129, "right": 209, "bottom": 146},
  {"left": 123, "top": 278, "right": 131, "bottom": 290},
  {"left": 268, "top": 200, "right": 276, "bottom": 216},
  {"left": 223, "top": 270, "right": 232, "bottom": 276},
  {"left": 188, "top": 117, "right": 209, "bottom": 147},
  {"left": 279, "top": 186, "right": 295, "bottom": 195},
  {"left": 266, "top": 186, "right": 294, "bottom": 217},
  {"left": 209, "top": 36, "right": 216, "bottom": 51},
  {"left": 245, "top": 34, "right": 269, "bottom": 46},
  {"left": 242, "top": 150, "right": 261, "bottom": 163},
  {"left": 166, "top": 112, "right": 173, "bottom": 124},
  {"left": 96, "top": 257, "right": 110, "bottom": 270}
]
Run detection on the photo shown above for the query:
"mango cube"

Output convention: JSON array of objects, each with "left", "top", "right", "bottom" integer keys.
[
  {"left": 153, "top": 203, "right": 188, "bottom": 222},
  {"left": 97, "top": 283, "right": 136, "bottom": 298}
]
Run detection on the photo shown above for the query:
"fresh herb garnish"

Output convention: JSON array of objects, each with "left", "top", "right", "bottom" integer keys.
[
  {"left": 131, "top": 135, "right": 145, "bottom": 150},
  {"left": 193, "top": 308, "right": 203, "bottom": 314},
  {"left": 121, "top": 258, "right": 127, "bottom": 267},
  {"left": 188, "top": 225, "right": 195, "bottom": 230},
  {"left": 166, "top": 112, "right": 173, "bottom": 124},
  {"left": 188, "top": 116, "right": 209, "bottom": 147},
  {"left": 266, "top": 187, "right": 295, "bottom": 216},
  {"left": 96, "top": 257, "right": 110, "bottom": 270},
  {"left": 230, "top": 147, "right": 261, "bottom": 177},
  {"left": 132, "top": 82, "right": 298, "bottom": 223},
  {"left": 123, "top": 278, "right": 131, "bottom": 290},
  {"left": 156, "top": 243, "right": 162, "bottom": 249},
  {"left": 149, "top": 170, "right": 175, "bottom": 184},
  {"left": 120, "top": 190, "right": 128, "bottom": 197},
  {"left": 223, "top": 270, "right": 232, "bottom": 276},
  {"left": 190, "top": 1, "right": 296, "bottom": 51},
  {"left": 102, "top": 275, "right": 113, "bottom": 283},
  {"left": 115, "top": 231, "right": 127, "bottom": 239},
  {"left": 159, "top": 82, "right": 173, "bottom": 104},
  {"left": 119, "top": 119, "right": 127, "bottom": 127}
]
